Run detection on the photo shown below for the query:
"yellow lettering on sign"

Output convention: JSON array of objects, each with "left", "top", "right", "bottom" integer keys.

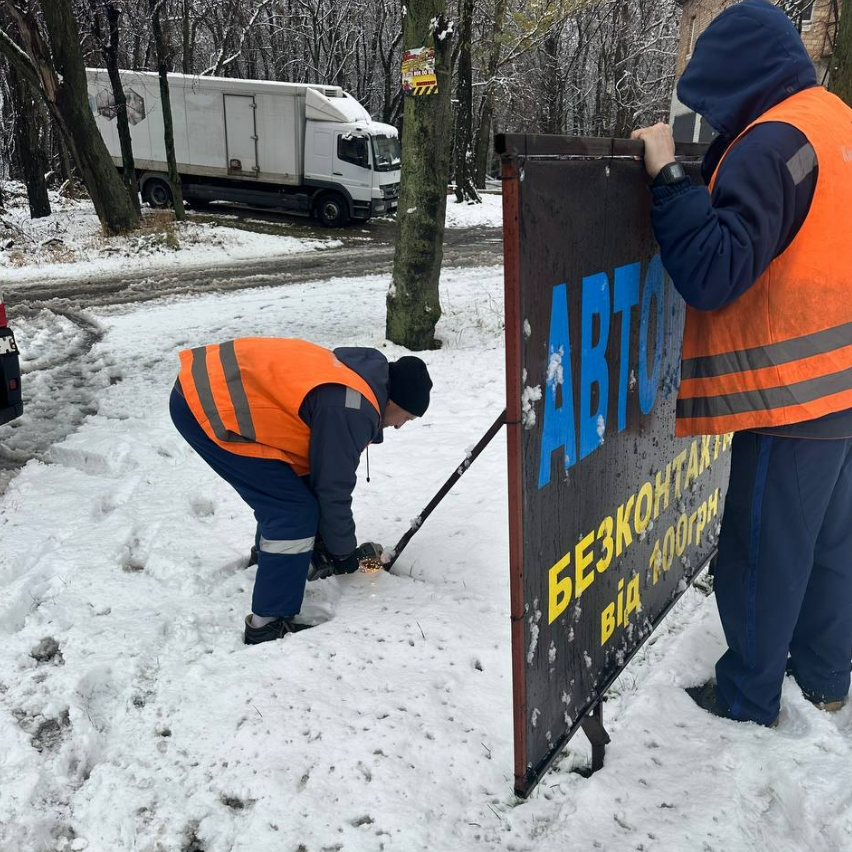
[
  {"left": 694, "top": 504, "right": 708, "bottom": 545},
  {"left": 634, "top": 482, "right": 653, "bottom": 534},
  {"left": 708, "top": 487, "right": 720, "bottom": 519},
  {"left": 699, "top": 436, "right": 712, "bottom": 474},
  {"left": 650, "top": 539, "right": 662, "bottom": 584},
  {"left": 663, "top": 526, "right": 675, "bottom": 574},
  {"left": 654, "top": 463, "right": 671, "bottom": 518},
  {"left": 625, "top": 575, "right": 641, "bottom": 618},
  {"left": 548, "top": 553, "right": 572, "bottom": 624},
  {"left": 597, "top": 516, "right": 614, "bottom": 574},
  {"left": 685, "top": 440, "right": 700, "bottom": 488},
  {"left": 574, "top": 530, "right": 596, "bottom": 598},
  {"left": 616, "top": 495, "right": 635, "bottom": 556},
  {"left": 672, "top": 449, "right": 687, "bottom": 498},
  {"left": 676, "top": 513, "right": 688, "bottom": 556},
  {"left": 601, "top": 603, "right": 616, "bottom": 646}
]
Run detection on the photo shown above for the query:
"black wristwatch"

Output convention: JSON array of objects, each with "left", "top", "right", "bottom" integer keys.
[{"left": 652, "top": 161, "right": 687, "bottom": 187}]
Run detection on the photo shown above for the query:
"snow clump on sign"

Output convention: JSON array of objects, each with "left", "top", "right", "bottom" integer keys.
[
  {"left": 521, "top": 384, "right": 542, "bottom": 429},
  {"left": 527, "top": 600, "right": 542, "bottom": 664},
  {"left": 546, "top": 346, "right": 564, "bottom": 388}
]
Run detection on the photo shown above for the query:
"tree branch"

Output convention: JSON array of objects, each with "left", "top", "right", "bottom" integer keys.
[{"left": 0, "top": 21, "right": 42, "bottom": 92}]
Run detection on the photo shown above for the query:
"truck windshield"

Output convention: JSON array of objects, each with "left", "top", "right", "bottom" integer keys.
[{"left": 372, "top": 135, "right": 401, "bottom": 172}]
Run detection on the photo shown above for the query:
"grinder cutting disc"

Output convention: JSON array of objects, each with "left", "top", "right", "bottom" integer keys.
[{"left": 356, "top": 541, "right": 384, "bottom": 573}]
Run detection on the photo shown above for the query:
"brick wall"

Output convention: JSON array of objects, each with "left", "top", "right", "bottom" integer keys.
[{"left": 675, "top": 0, "right": 841, "bottom": 79}]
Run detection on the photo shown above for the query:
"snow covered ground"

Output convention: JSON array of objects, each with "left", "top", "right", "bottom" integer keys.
[
  {"left": 0, "top": 184, "right": 500, "bottom": 290},
  {"left": 2, "top": 265, "right": 852, "bottom": 852},
  {"left": 444, "top": 193, "right": 503, "bottom": 229},
  {"left": 0, "top": 187, "right": 341, "bottom": 285}
]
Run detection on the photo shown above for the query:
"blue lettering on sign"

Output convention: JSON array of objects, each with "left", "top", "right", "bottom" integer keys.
[
  {"left": 579, "top": 273, "right": 610, "bottom": 462},
  {"left": 537, "top": 254, "right": 673, "bottom": 489},
  {"left": 639, "top": 254, "right": 665, "bottom": 415},
  {"left": 613, "top": 263, "right": 640, "bottom": 433},
  {"left": 537, "top": 283, "right": 577, "bottom": 488}
]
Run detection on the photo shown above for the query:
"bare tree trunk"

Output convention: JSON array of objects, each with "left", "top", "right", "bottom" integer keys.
[
  {"left": 7, "top": 59, "right": 51, "bottom": 218},
  {"left": 453, "top": 0, "right": 480, "bottom": 203},
  {"left": 150, "top": 0, "right": 185, "bottom": 220},
  {"left": 94, "top": 0, "right": 141, "bottom": 214},
  {"left": 472, "top": 0, "right": 507, "bottom": 188},
  {"left": 55, "top": 126, "right": 74, "bottom": 183},
  {"left": 0, "top": 0, "right": 139, "bottom": 234},
  {"left": 181, "top": 0, "right": 193, "bottom": 74},
  {"left": 541, "top": 28, "right": 564, "bottom": 134},
  {"left": 830, "top": 0, "right": 852, "bottom": 106},
  {"left": 386, "top": 4, "right": 454, "bottom": 350}
]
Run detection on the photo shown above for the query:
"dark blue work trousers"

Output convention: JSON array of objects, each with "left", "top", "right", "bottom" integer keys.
[
  {"left": 170, "top": 387, "right": 317, "bottom": 617},
  {"left": 714, "top": 431, "right": 852, "bottom": 724}
]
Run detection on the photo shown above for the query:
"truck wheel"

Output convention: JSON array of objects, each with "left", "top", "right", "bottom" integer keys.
[
  {"left": 315, "top": 193, "right": 349, "bottom": 227},
  {"left": 144, "top": 178, "right": 173, "bottom": 209}
]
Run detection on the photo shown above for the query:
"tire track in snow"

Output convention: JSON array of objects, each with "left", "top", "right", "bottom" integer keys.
[{"left": 0, "top": 302, "right": 113, "bottom": 495}]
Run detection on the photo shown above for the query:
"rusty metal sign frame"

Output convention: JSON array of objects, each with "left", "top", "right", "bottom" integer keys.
[{"left": 499, "top": 134, "right": 725, "bottom": 798}]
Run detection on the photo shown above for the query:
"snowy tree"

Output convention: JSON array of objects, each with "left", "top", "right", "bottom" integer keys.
[
  {"left": 386, "top": 2, "right": 455, "bottom": 350},
  {"left": 830, "top": 0, "right": 852, "bottom": 105},
  {"left": 0, "top": 0, "right": 140, "bottom": 233},
  {"left": 84, "top": 0, "right": 141, "bottom": 214}
]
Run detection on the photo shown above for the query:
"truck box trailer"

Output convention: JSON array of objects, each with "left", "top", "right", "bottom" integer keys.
[{"left": 86, "top": 69, "right": 401, "bottom": 226}]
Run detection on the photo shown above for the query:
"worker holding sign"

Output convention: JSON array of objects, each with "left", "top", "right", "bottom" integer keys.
[{"left": 632, "top": 0, "right": 852, "bottom": 726}]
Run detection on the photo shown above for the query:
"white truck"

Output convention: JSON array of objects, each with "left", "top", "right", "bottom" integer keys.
[{"left": 86, "top": 69, "right": 401, "bottom": 226}]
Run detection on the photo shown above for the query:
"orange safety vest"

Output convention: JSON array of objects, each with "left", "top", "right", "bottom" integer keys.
[
  {"left": 676, "top": 86, "right": 852, "bottom": 437},
  {"left": 177, "top": 338, "right": 381, "bottom": 475}
]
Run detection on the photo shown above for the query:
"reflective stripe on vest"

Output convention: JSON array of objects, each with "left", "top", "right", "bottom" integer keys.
[
  {"left": 678, "top": 363, "right": 852, "bottom": 420},
  {"left": 191, "top": 343, "right": 255, "bottom": 444},
  {"left": 681, "top": 317, "right": 852, "bottom": 381},
  {"left": 676, "top": 87, "right": 852, "bottom": 437}
]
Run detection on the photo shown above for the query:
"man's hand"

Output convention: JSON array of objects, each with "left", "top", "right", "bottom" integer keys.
[
  {"left": 330, "top": 552, "right": 359, "bottom": 575},
  {"left": 308, "top": 546, "right": 359, "bottom": 581},
  {"left": 630, "top": 123, "right": 677, "bottom": 180}
]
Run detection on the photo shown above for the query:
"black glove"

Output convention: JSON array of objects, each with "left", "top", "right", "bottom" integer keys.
[
  {"left": 307, "top": 540, "right": 384, "bottom": 582},
  {"left": 308, "top": 542, "right": 358, "bottom": 581},
  {"left": 329, "top": 552, "right": 359, "bottom": 575}
]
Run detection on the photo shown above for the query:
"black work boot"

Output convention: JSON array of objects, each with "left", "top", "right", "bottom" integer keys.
[
  {"left": 785, "top": 658, "right": 847, "bottom": 712},
  {"left": 243, "top": 615, "right": 313, "bottom": 645},
  {"left": 686, "top": 681, "right": 778, "bottom": 728}
]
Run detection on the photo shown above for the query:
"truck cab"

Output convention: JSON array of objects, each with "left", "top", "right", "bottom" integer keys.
[
  {"left": 0, "top": 290, "right": 22, "bottom": 426},
  {"left": 303, "top": 89, "right": 400, "bottom": 227}
]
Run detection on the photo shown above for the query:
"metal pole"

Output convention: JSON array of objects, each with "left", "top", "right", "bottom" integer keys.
[{"left": 383, "top": 409, "right": 506, "bottom": 571}]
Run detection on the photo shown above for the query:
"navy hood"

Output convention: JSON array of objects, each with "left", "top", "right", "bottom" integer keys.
[
  {"left": 333, "top": 346, "right": 389, "bottom": 442},
  {"left": 677, "top": 0, "right": 816, "bottom": 139}
]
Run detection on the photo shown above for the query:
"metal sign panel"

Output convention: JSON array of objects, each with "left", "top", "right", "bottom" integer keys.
[{"left": 499, "top": 136, "right": 732, "bottom": 797}]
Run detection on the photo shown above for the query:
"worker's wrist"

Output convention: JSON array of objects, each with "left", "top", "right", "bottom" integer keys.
[{"left": 650, "top": 176, "right": 692, "bottom": 203}]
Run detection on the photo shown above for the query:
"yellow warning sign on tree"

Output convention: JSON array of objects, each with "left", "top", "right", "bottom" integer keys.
[{"left": 402, "top": 47, "right": 438, "bottom": 96}]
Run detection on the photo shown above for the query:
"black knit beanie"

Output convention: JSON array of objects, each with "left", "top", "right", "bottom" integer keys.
[{"left": 388, "top": 356, "right": 432, "bottom": 417}]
